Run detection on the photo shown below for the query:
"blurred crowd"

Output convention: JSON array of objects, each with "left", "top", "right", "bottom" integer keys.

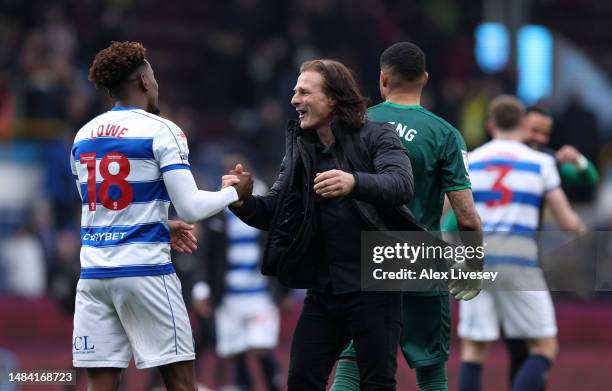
[{"left": 0, "top": 0, "right": 611, "bottom": 302}]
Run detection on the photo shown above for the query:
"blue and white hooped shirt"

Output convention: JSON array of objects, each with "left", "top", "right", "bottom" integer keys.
[
  {"left": 468, "top": 139, "right": 560, "bottom": 267},
  {"left": 70, "top": 107, "right": 190, "bottom": 278}
]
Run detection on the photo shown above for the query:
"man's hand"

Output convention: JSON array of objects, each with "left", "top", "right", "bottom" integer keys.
[
  {"left": 168, "top": 220, "right": 198, "bottom": 254},
  {"left": 313, "top": 169, "right": 355, "bottom": 198},
  {"left": 221, "top": 174, "right": 240, "bottom": 189},
  {"left": 448, "top": 262, "right": 482, "bottom": 301},
  {"left": 229, "top": 163, "right": 253, "bottom": 207},
  {"left": 555, "top": 145, "right": 581, "bottom": 164}
]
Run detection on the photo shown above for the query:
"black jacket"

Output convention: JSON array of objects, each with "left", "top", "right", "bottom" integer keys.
[{"left": 231, "top": 119, "right": 426, "bottom": 288}]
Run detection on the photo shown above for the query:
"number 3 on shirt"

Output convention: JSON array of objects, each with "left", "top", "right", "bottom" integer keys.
[
  {"left": 80, "top": 152, "right": 133, "bottom": 211},
  {"left": 486, "top": 164, "right": 512, "bottom": 206}
]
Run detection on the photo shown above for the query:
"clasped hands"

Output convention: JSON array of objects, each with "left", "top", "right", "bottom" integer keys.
[
  {"left": 167, "top": 164, "right": 254, "bottom": 253},
  {"left": 169, "top": 166, "right": 355, "bottom": 254},
  {"left": 221, "top": 163, "right": 254, "bottom": 207}
]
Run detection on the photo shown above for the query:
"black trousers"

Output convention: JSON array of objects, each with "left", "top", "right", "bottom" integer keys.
[{"left": 287, "top": 289, "right": 402, "bottom": 390}]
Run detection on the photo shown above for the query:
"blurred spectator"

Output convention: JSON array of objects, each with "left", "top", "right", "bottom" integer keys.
[
  {"left": 0, "top": 224, "right": 45, "bottom": 298},
  {"left": 0, "top": 69, "right": 15, "bottom": 140},
  {"left": 48, "top": 229, "right": 80, "bottom": 314},
  {"left": 192, "top": 153, "right": 288, "bottom": 391}
]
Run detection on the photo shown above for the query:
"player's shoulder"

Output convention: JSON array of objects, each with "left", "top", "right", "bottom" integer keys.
[
  {"left": 468, "top": 140, "right": 498, "bottom": 160},
  {"left": 368, "top": 103, "right": 454, "bottom": 128},
  {"left": 524, "top": 145, "right": 557, "bottom": 167},
  {"left": 130, "top": 111, "right": 188, "bottom": 149},
  {"left": 470, "top": 140, "right": 555, "bottom": 166},
  {"left": 411, "top": 108, "right": 466, "bottom": 148},
  {"left": 131, "top": 110, "right": 182, "bottom": 134},
  {"left": 368, "top": 103, "right": 460, "bottom": 136},
  {"left": 411, "top": 106, "right": 457, "bottom": 131},
  {"left": 505, "top": 140, "right": 551, "bottom": 161},
  {"left": 73, "top": 111, "right": 109, "bottom": 143},
  {"left": 367, "top": 102, "right": 387, "bottom": 114}
]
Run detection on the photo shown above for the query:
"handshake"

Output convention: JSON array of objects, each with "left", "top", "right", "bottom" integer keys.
[{"left": 221, "top": 163, "right": 253, "bottom": 207}]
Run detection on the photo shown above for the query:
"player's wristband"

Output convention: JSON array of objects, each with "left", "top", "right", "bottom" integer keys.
[{"left": 576, "top": 154, "right": 588, "bottom": 171}]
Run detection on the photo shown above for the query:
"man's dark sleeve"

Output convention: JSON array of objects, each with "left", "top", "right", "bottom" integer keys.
[
  {"left": 229, "top": 154, "right": 288, "bottom": 230},
  {"left": 351, "top": 123, "right": 414, "bottom": 206}
]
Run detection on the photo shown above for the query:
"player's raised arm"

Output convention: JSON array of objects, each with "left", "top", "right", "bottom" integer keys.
[{"left": 540, "top": 148, "right": 587, "bottom": 235}]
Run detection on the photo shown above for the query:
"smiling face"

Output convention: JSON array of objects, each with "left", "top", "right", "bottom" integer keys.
[
  {"left": 524, "top": 111, "right": 552, "bottom": 150},
  {"left": 291, "top": 70, "right": 335, "bottom": 130}
]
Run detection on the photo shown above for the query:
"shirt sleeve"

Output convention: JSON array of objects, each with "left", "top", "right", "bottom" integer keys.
[
  {"left": 163, "top": 169, "right": 239, "bottom": 223},
  {"left": 441, "top": 129, "right": 472, "bottom": 193},
  {"left": 152, "top": 122, "right": 191, "bottom": 172},
  {"left": 558, "top": 160, "right": 599, "bottom": 187},
  {"left": 542, "top": 156, "right": 561, "bottom": 192}
]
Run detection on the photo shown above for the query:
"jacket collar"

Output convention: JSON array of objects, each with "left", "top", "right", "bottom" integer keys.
[
  {"left": 288, "top": 119, "right": 318, "bottom": 143},
  {"left": 286, "top": 119, "right": 299, "bottom": 132}
]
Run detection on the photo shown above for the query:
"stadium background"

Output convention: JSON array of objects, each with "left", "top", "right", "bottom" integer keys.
[{"left": 0, "top": 0, "right": 611, "bottom": 389}]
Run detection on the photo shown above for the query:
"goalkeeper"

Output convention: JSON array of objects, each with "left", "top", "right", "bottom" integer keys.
[{"left": 330, "top": 42, "right": 482, "bottom": 391}]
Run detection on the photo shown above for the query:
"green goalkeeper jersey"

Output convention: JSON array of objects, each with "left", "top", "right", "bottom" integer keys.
[{"left": 367, "top": 102, "right": 471, "bottom": 231}]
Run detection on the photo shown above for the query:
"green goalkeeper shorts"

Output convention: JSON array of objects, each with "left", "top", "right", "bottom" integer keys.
[{"left": 339, "top": 292, "right": 450, "bottom": 368}]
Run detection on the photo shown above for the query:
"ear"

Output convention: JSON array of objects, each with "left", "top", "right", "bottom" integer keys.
[
  {"left": 138, "top": 72, "right": 148, "bottom": 92},
  {"left": 423, "top": 72, "right": 429, "bottom": 86},
  {"left": 485, "top": 119, "right": 495, "bottom": 137},
  {"left": 380, "top": 70, "right": 388, "bottom": 88}
]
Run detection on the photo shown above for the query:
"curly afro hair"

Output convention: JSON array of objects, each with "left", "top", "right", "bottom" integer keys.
[{"left": 88, "top": 41, "right": 147, "bottom": 92}]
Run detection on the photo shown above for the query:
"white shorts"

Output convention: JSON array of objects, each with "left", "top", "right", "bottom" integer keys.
[
  {"left": 215, "top": 294, "right": 279, "bottom": 357},
  {"left": 73, "top": 273, "right": 195, "bottom": 369},
  {"left": 458, "top": 289, "right": 557, "bottom": 341}
]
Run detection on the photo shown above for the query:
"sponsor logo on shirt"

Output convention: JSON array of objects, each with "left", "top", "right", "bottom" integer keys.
[{"left": 83, "top": 232, "right": 128, "bottom": 241}]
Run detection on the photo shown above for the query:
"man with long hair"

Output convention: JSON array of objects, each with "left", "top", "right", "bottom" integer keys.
[{"left": 227, "top": 59, "right": 422, "bottom": 390}]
